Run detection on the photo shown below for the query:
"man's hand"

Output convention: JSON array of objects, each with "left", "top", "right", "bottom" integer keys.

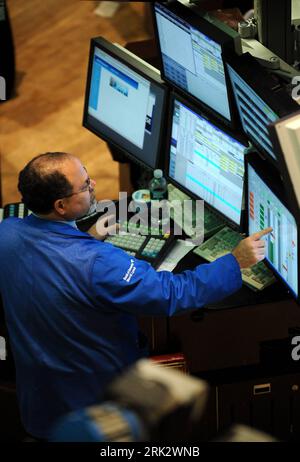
[
  {"left": 232, "top": 227, "right": 273, "bottom": 269},
  {"left": 87, "top": 214, "right": 119, "bottom": 241}
]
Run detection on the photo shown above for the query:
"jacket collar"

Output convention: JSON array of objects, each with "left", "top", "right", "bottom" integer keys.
[{"left": 23, "top": 214, "right": 92, "bottom": 238}]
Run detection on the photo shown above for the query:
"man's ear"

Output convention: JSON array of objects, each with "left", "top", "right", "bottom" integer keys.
[{"left": 53, "top": 198, "right": 66, "bottom": 216}]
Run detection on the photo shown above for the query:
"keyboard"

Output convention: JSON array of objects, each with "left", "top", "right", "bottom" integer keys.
[
  {"left": 168, "top": 184, "right": 225, "bottom": 238},
  {"left": 193, "top": 226, "right": 276, "bottom": 291},
  {"left": 203, "top": 208, "right": 226, "bottom": 238},
  {"left": 104, "top": 221, "right": 176, "bottom": 268},
  {"left": 2, "top": 202, "right": 31, "bottom": 219},
  {"left": 194, "top": 226, "right": 242, "bottom": 260}
]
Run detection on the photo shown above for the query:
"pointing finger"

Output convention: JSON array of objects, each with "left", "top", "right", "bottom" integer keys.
[{"left": 251, "top": 227, "right": 273, "bottom": 241}]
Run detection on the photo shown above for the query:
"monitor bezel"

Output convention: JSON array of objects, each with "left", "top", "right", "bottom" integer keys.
[
  {"left": 245, "top": 152, "right": 299, "bottom": 301},
  {"left": 151, "top": 0, "right": 241, "bottom": 130},
  {"left": 82, "top": 36, "right": 169, "bottom": 171},
  {"left": 165, "top": 91, "right": 248, "bottom": 231},
  {"left": 226, "top": 52, "right": 299, "bottom": 169},
  {"left": 268, "top": 111, "right": 300, "bottom": 225}
]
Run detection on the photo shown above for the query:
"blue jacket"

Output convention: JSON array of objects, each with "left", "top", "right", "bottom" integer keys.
[{"left": 0, "top": 215, "right": 241, "bottom": 438}]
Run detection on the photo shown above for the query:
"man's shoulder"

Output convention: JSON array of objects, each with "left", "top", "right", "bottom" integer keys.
[
  {"left": 0, "top": 217, "right": 23, "bottom": 229},
  {"left": 0, "top": 218, "right": 25, "bottom": 249}
]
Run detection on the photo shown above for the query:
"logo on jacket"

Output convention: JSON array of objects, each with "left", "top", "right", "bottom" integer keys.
[{"left": 123, "top": 259, "right": 136, "bottom": 283}]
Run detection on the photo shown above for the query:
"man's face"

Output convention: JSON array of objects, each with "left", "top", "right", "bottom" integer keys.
[{"left": 59, "top": 157, "right": 96, "bottom": 220}]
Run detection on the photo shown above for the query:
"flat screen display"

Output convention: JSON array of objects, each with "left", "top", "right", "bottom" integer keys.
[
  {"left": 168, "top": 96, "right": 246, "bottom": 226},
  {"left": 248, "top": 163, "right": 298, "bottom": 297}
]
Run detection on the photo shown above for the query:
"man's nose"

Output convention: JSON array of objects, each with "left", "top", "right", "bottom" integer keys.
[{"left": 90, "top": 178, "right": 96, "bottom": 190}]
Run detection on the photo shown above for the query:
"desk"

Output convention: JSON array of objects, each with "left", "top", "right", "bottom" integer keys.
[
  {"left": 169, "top": 297, "right": 300, "bottom": 373},
  {"left": 161, "top": 248, "right": 300, "bottom": 373}
]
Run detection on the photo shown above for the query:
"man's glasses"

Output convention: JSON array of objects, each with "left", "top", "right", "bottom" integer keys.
[{"left": 63, "top": 170, "right": 93, "bottom": 199}]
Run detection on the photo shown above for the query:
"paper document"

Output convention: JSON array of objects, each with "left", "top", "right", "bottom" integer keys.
[{"left": 157, "top": 240, "right": 196, "bottom": 272}]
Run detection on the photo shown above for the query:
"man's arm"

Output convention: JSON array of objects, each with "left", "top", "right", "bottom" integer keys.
[
  {"left": 91, "top": 227, "right": 272, "bottom": 317},
  {"left": 91, "top": 250, "right": 239, "bottom": 317}
]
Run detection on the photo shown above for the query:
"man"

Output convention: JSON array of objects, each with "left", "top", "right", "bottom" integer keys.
[{"left": 0, "top": 152, "right": 271, "bottom": 439}]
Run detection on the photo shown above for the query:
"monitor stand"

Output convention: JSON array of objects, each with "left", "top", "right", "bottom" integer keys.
[{"left": 241, "top": 38, "right": 299, "bottom": 81}]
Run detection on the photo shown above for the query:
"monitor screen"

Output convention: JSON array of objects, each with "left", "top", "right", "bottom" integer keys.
[
  {"left": 247, "top": 162, "right": 298, "bottom": 298},
  {"left": 153, "top": 1, "right": 240, "bottom": 125},
  {"left": 269, "top": 111, "right": 300, "bottom": 220},
  {"left": 226, "top": 53, "right": 299, "bottom": 164},
  {"left": 83, "top": 37, "right": 168, "bottom": 169},
  {"left": 167, "top": 95, "right": 247, "bottom": 226}
]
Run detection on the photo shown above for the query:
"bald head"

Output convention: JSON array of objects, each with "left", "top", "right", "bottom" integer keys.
[
  {"left": 29, "top": 151, "right": 74, "bottom": 172},
  {"left": 18, "top": 152, "right": 77, "bottom": 214}
]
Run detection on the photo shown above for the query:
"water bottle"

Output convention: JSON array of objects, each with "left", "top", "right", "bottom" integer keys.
[
  {"left": 149, "top": 169, "right": 168, "bottom": 200},
  {"left": 149, "top": 170, "right": 168, "bottom": 230}
]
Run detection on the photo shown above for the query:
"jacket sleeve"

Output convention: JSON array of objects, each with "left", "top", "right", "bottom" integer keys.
[{"left": 91, "top": 244, "right": 242, "bottom": 316}]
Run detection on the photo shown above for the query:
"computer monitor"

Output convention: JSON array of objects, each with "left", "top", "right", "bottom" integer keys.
[
  {"left": 246, "top": 154, "right": 299, "bottom": 300},
  {"left": 226, "top": 52, "right": 299, "bottom": 166},
  {"left": 152, "top": 0, "right": 242, "bottom": 127},
  {"left": 83, "top": 37, "right": 168, "bottom": 170},
  {"left": 268, "top": 111, "right": 300, "bottom": 222},
  {"left": 166, "top": 93, "right": 248, "bottom": 228}
]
